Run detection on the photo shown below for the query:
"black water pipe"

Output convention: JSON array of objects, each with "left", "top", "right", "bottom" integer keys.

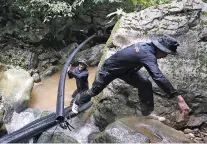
[
  {"left": 0, "top": 102, "right": 92, "bottom": 143},
  {"left": 56, "top": 34, "right": 97, "bottom": 121}
]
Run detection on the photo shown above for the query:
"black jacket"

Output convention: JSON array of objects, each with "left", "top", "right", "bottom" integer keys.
[
  {"left": 68, "top": 67, "right": 89, "bottom": 92},
  {"left": 103, "top": 42, "right": 179, "bottom": 98}
]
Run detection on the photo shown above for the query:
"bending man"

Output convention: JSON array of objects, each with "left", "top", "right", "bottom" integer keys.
[{"left": 72, "top": 34, "right": 190, "bottom": 121}]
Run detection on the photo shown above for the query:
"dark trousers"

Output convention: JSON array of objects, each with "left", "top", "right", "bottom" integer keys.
[
  {"left": 89, "top": 68, "right": 154, "bottom": 115},
  {"left": 70, "top": 90, "right": 78, "bottom": 105},
  {"left": 70, "top": 88, "right": 89, "bottom": 105}
]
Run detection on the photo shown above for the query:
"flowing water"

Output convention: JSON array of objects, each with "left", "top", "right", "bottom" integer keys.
[
  {"left": 29, "top": 67, "right": 97, "bottom": 111},
  {"left": 47, "top": 114, "right": 100, "bottom": 143}
]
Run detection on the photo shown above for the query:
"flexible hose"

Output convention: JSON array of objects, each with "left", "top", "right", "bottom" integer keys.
[
  {"left": 56, "top": 34, "right": 97, "bottom": 121},
  {"left": 0, "top": 102, "right": 92, "bottom": 143}
]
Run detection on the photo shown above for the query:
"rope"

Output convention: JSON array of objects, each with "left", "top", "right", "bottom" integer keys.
[{"left": 49, "top": 125, "right": 58, "bottom": 141}]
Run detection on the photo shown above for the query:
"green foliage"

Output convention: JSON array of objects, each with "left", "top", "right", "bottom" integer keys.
[
  {"left": 107, "top": 8, "right": 126, "bottom": 18},
  {"left": 13, "top": 0, "right": 172, "bottom": 23},
  {"left": 14, "top": 0, "right": 85, "bottom": 22},
  {"left": 106, "top": 8, "right": 126, "bottom": 23}
]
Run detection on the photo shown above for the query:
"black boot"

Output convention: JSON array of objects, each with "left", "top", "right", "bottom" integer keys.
[{"left": 140, "top": 102, "right": 154, "bottom": 116}]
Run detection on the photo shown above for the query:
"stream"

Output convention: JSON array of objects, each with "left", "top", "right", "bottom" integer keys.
[
  {"left": 6, "top": 67, "right": 100, "bottom": 143},
  {"left": 29, "top": 67, "right": 97, "bottom": 111}
]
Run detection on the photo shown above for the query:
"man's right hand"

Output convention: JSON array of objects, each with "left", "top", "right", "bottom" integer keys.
[{"left": 67, "top": 64, "right": 72, "bottom": 72}]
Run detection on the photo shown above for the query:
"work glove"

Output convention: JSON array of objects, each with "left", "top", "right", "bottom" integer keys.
[{"left": 74, "top": 90, "right": 92, "bottom": 105}]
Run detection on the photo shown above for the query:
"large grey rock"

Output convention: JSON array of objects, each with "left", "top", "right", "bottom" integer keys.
[
  {"left": 37, "top": 132, "right": 78, "bottom": 143},
  {"left": 93, "top": 117, "right": 192, "bottom": 143},
  {"left": 93, "top": 79, "right": 142, "bottom": 130},
  {"left": 0, "top": 68, "right": 34, "bottom": 114},
  {"left": 72, "top": 44, "right": 105, "bottom": 66},
  {"left": 61, "top": 43, "right": 78, "bottom": 58},
  {"left": 92, "top": 0, "right": 207, "bottom": 130}
]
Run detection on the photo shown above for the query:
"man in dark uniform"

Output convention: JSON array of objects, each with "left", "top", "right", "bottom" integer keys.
[
  {"left": 67, "top": 59, "right": 89, "bottom": 105},
  {"left": 72, "top": 34, "right": 190, "bottom": 121}
]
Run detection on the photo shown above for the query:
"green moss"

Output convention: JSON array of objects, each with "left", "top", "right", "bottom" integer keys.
[
  {"left": 98, "top": 20, "right": 120, "bottom": 69},
  {"left": 170, "top": 19, "right": 180, "bottom": 22},
  {"left": 93, "top": 20, "right": 120, "bottom": 106},
  {"left": 144, "top": 31, "right": 148, "bottom": 35},
  {"left": 40, "top": 111, "right": 52, "bottom": 117}
]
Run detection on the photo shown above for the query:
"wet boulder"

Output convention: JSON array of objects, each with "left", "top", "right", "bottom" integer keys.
[
  {"left": 72, "top": 44, "right": 105, "bottom": 66},
  {"left": 93, "top": 117, "right": 192, "bottom": 143},
  {"left": 0, "top": 67, "right": 34, "bottom": 119},
  {"left": 40, "top": 66, "right": 59, "bottom": 78},
  {"left": 60, "top": 43, "right": 78, "bottom": 59}
]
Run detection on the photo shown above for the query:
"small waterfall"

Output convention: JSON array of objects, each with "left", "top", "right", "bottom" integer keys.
[
  {"left": 5, "top": 109, "right": 99, "bottom": 143},
  {"left": 5, "top": 111, "right": 40, "bottom": 134},
  {"left": 47, "top": 113, "right": 100, "bottom": 143}
]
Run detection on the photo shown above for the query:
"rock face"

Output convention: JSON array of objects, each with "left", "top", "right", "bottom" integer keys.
[
  {"left": 0, "top": 66, "right": 34, "bottom": 122},
  {"left": 37, "top": 132, "right": 78, "bottom": 143},
  {"left": 93, "top": 117, "right": 192, "bottom": 143},
  {"left": 0, "top": 36, "right": 61, "bottom": 79},
  {"left": 92, "top": 0, "right": 207, "bottom": 130}
]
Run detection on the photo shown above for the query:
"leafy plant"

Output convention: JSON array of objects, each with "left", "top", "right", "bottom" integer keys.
[
  {"left": 106, "top": 8, "right": 126, "bottom": 24},
  {"left": 14, "top": 0, "right": 85, "bottom": 22}
]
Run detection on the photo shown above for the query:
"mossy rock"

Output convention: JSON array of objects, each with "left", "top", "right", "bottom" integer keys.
[
  {"left": 0, "top": 122, "right": 7, "bottom": 137},
  {"left": 40, "top": 111, "right": 53, "bottom": 117}
]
